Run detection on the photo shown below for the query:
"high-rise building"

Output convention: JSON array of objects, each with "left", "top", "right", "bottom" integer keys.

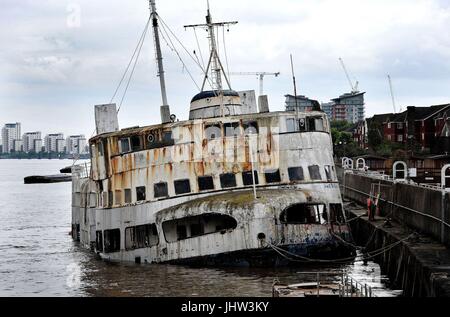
[
  {"left": 13, "top": 140, "right": 23, "bottom": 152},
  {"left": 321, "top": 92, "right": 366, "bottom": 124},
  {"left": 45, "top": 133, "right": 65, "bottom": 153},
  {"left": 1, "top": 123, "right": 21, "bottom": 153},
  {"left": 285, "top": 95, "right": 321, "bottom": 112},
  {"left": 23, "top": 132, "right": 42, "bottom": 153},
  {"left": 66, "top": 135, "right": 87, "bottom": 155}
]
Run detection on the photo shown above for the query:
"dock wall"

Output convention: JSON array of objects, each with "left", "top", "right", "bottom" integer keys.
[{"left": 337, "top": 169, "right": 450, "bottom": 247}]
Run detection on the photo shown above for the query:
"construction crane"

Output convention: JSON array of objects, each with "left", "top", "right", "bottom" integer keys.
[
  {"left": 339, "top": 58, "right": 359, "bottom": 94},
  {"left": 229, "top": 72, "right": 280, "bottom": 96},
  {"left": 388, "top": 74, "right": 397, "bottom": 114}
]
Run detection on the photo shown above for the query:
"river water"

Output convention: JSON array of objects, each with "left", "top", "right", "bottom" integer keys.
[{"left": 0, "top": 160, "right": 402, "bottom": 297}]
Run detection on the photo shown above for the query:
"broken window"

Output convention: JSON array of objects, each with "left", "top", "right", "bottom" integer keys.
[
  {"left": 124, "top": 189, "right": 132, "bottom": 204},
  {"left": 190, "top": 223, "right": 205, "bottom": 237},
  {"left": 324, "top": 165, "right": 333, "bottom": 181},
  {"left": 154, "top": 182, "right": 168, "bottom": 198},
  {"left": 136, "top": 186, "right": 146, "bottom": 202},
  {"left": 198, "top": 176, "right": 215, "bottom": 191},
  {"left": 162, "top": 214, "right": 238, "bottom": 243},
  {"left": 220, "top": 173, "right": 237, "bottom": 188},
  {"left": 314, "top": 118, "right": 324, "bottom": 131},
  {"left": 96, "top": 231, "right": 103, "bottom": 252},
  {"left": 330, "top": 204, "right": 345, "bottom": 224},
  {"left": 162, "top": 130, "right": 175, "bottom": 145},
  {"left": 286, "top": 118, "right": 297, "bottom": 133},
  {"left": 205, "top": 124, "right": 222, "bottom": 140},
  {"left": 288, "top": 167, "right": 304, "bottom": 182},
  {"left": 104, "top": 229, "right": 120, "bottom": 253},
  {"left": 243, "top": 121, "right": 259, "bottom": 135},
  {"left": 224, "top": 122, "right": 240, "bottom": 137},
  {"left": 176, "top": 225, "right": 187, "bottom": 240},
  {"left": 120, "top": 138, "right": 131, "bottom": 153},
  {"left": 280, "top": 204, "right": 326, "bottom": 225},
  {"left": 125, "top": 224, "right": 159, "bottom": 250},
  {"left": 130, "top": 135, "right": 142, "bottom": 152},
  {"left": 115, "top": 190, "right": 122, "bottom": 205},
  {"left": 242, "top": 171, "right": 259, "bottom": 186},
  {"left": 265, "top": 169, "right": 281, "bottom": 183},
  {"left": 174, "top": 179, "right": 191, "bottom": 195},
  {"left": 309, "top": 165, "right": 322, "bottom": 180}
]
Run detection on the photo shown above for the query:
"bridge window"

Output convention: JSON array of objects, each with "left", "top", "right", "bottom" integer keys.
[
  {"left": 162, "top": 214, "right": 238, "bottom": 243},
  {"left": 154, "top": 182, "right": 168, "bottom": 198},
  {"left": 136, "top": 186, "right": 146, "bottom": 202},
  {"left": 125, "top": 224, "right": 159, "bottom": 250},
  {"left": 243, "top": 121, "right": 259, "bottom": 135},
  {"left": 265, "top": 169, "right": 281, "bottom": 183},
  {"left": 288, "top": 167, "right": 304, "bottom": 182},
  {"left": 119, "top": 138, "right": 131, "bottom": 153},
  {"left": 108, "top": 191, "right": 113, "bottom": 208},
  {"left": 220, "top": 173, "right": 237, "bottom": 188},
  {"left": 242, "top": 171, "right": 259, "bottom": 186},
  {"left": 198, "top": 176, "right": 215, "bottom": 191},
  {"left": 280, "top": 204, "right": 326, "bottom": 225},
  {"left": 124, "top": 189, "right": 132, "bottom": 204},
  {"left": 205, "top": 124, "right": 222, "bottom": 140},
  {"left": 174, "top": 179, "right": 191, "bottom": 195},
  {"left": 224, "top": 122, "right": 240, "bottom": 137},
  {"left": 98, "top": 141, "right": 104, "bottom": 156},
  {"left": 130, "top": 135, "right": 142, "bottom": 152},
  {"left": 309, "top": 165, "right": 322, "bottom": 180},
  {"left": 104, "top": 229, "right": 120, "bottom": 253},
  {"left": 286, "top": 118, "right": 297, "bottom": 133},
  {"left": 115, "top": 190, "right": 122, "bottom": 205}
]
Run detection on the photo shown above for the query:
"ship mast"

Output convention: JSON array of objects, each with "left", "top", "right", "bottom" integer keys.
[
  {"left": 184, "top": 1, "right": 237, "bottom": 92},
  {"left": 150, "top": 0, "right": 171, "bottom": 123}
]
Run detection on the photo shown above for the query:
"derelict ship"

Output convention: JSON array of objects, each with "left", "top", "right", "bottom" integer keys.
[{"left": 71, "top": 1, "right": 355, "bottom": 266}]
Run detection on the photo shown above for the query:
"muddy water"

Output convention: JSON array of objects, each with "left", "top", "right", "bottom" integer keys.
[{"left": 0, "top": 160, "right": 402, "bottom": 297}]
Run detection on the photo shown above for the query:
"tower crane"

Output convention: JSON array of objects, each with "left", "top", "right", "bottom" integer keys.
[
  {"left": 339, "top": 58, "right": 359, "bottom": 94},
  {"left": 229, "top": 72, "right": 280, "bottom": 96},
  {"left": 388, "top": 74, "right": 397, "bottom": 114}
]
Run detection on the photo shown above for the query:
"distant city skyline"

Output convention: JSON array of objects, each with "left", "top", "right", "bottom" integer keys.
[{"left": 0, "top": 121, "right": 88, "bottom": 154}]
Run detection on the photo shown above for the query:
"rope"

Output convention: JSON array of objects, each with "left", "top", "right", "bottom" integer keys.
[
  {"left": 264, "top": 233, "right": 415, "bottom": 264},
  {"left": 222, "top": 26, "right": 231, "bottom": 85},
  {"left": 117, "top": 18, "right": 150, "bottom": 113},
  {"left": 158, "top": 21, "right": 201, "bottom": 91},
  {"left": 193, "top": 28, "right": 205, "bottom": 69},
  {"left": 110, "top": 17, "right": 151, "bottom": 105}
]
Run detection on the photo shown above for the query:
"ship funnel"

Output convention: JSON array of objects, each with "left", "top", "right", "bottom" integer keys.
[
  {"left": 258, "top": 95, "right": 270, "bottom": 113},
  {"left": 95, "top": 104, "right": 119, "bottom": 135}
]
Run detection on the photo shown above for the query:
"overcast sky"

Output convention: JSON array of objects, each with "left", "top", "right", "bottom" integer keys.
[{"left": 0, "top": 0, "right": 449, "bottom": 137}]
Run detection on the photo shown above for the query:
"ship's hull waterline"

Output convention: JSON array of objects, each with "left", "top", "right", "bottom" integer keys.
[{"left": 72, "top": 184, "right": 356, "bottom": 267}]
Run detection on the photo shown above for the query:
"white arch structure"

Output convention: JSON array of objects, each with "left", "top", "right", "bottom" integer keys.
[
  {"left": 441, "top": 164, "right": 450, "bottom": 190},
  {"left": 356, "top": 158, "right": 367, "bottom": 171},
  {"left": 393, "top": 161, "right": 408, "bottom": 181},
  {"left": 342, "top": 157, "right": 354, "bottom": 170}
]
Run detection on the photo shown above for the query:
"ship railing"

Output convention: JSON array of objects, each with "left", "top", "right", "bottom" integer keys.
[
  {"left": 289, "top": 271, "right": 374, "bottom": 297},
  {"left": 72, "top": 162, "right": 91, "bottom": 179}
]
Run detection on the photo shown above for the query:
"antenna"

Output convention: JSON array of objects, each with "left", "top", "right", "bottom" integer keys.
[
  {"left": 149, "top": 0, "right": 171, "bottom": 123},
  {"left": 290, "top": 54, "right": 299, "bottom": 110},
  {"left": 184, "top": 4, "right": 237, "bottom": 92},
  {"left": 388, "top": 74, "right": 397, "bottom": 114}
]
